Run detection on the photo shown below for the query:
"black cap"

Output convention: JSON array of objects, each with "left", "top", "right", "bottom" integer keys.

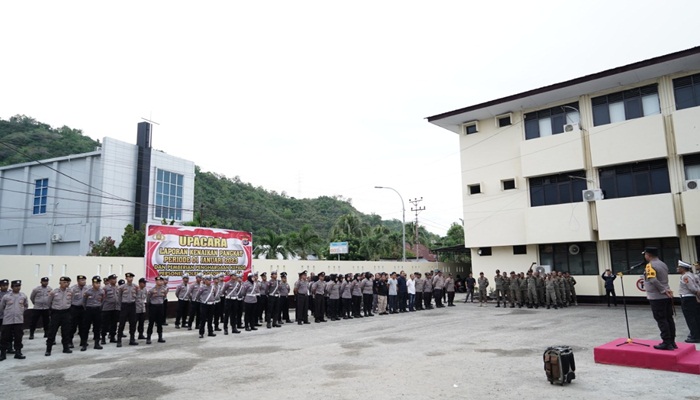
[
  {"left": 11, "top": 280, "right": 21, "bottom": 287},
  {"left": 60, "top": 276, "right": 71, "bottom": 282},
  {"left": 125, "top": 272, "right": 135, "bottom": 278},
  {"left": 643, "top": 247, "right": 659, "bottom": 256},
  {"left": 260, "top": 272, "right": 267, "bottom": 277},
  {"left": 0, "top": 279, "right": 8, "bottom": 285},
  {"left": 299, "top": 270, "right": 307, "bottom": 277},
  {"left": 118, "top": 279, "right": 125, "bottom": 285},
  {"left": 76, "top": 275, "right": 86, "bottom": 280},
  {"left": 138, "top": 278, "right": 146, "bottom": 284},
  {"left": 92, "top": 276, "right": 102, "bottom": 283},
  {"left": 107, "top": 274, "right": 118, "bottom": 280},
  {"left": 40, "top": 277, "right": 49, "bottom": 282},
  {"left": 280, "top": 272, "right": 287, "bottom": 277},
  {"left": 156, "top": 276, "right": 165, "bottom": 281}
]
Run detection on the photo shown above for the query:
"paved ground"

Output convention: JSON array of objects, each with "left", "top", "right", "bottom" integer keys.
[{"left": 3, "top": 295, "right": 699, "bottom": 400}]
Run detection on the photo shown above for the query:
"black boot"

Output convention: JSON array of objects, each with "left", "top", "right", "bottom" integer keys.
[
  {"left": 29, "top": 332, "right": 35, "bottom": 340},
  {"left": 0, "top": 350, "right": 6, "bottom": 361},
  {"left": 138, "top": 334, "right": 146, "bottom": 340},
  {"left": 80, "top": 343, "right": 87, "bottom": 351},
  {"left": 224, "top": 328, "right": 228, "bottom": 335},
  {"left": 45, "top": 345, "right": 52, "bottom": 356},
  {"left": 496, "top": 302, "right": 500, "bottom": 308},
  {"left": 14, "top": 351, "right": 26, "bottom": 359},
  {"left": 232, "top": 327, "right": 241, "bottom": 334},
  {"left": 146, "top": 336, "right": 152, "bottom": 345},
  {"left": 267, "top": 321, "right": 272, "bottom": 329},
  {"left": 129, "top": 336, "right": 139, "bottom": 346},
  {"left": 116, "top": 340, "right": 122, "bottom": 348},
  {"left": 94, "top": 341, "right": 103, "bottom": 350},
  {"left": 63, "top": 346, "right": 72, "bottom": 354},
  {"left": 7, "top": 346, "right": 14, "bottom": 354},
  {"left": 157, "top": 334, "right": 166, "bottom": 343}
]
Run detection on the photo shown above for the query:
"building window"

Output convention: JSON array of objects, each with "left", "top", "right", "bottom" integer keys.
[
  {"left": 155, "top": 169, "right": 184, "bottom": 220},
  {"left": 610, "top": 238, "right": 680, "bottom": 274},
  {"left": 478, "top": 247, "right": 492, "bottom": 256},
  {"left": 539, "top": 242, "right": 598, "bottom": 275},
  {"left": 599, "top": 159, "right": 670, "bottom": 200},
  {"left": 502, "top": 179, "right": 516, "bottom": 191},
  {"left": 33, "top": 178, "right": 48, "bottom": 215},
  {"left": 683, "top": 153, "right": 700, "bottom": 180},
  {"left": 468, "top": 184, "right": 481, "bottom": 195},
  {"left": 673, "top": 73, "right": 700, "bottom": 110},
  {"left": 513, "top": 245, "right": 527, "bottom": 255},
  {"left": 497, "top": 114, "right": 512, "bottom": 127},
  {"left": 591, "top": 84, "right": 660, "bottom": 126},
  {"left": 463, "top": 122, "right": 478, "bottom": 135},
  {"left": 524, "top": 102, "right": 580, "bottom": 140},
  {"left": 529, "top": 171, "right": 587, "bottom": 207}
]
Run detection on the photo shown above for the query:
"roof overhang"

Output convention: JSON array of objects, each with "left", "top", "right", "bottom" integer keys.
[{"left": 426, "top": 46, "right": 700, "bottom": 134}]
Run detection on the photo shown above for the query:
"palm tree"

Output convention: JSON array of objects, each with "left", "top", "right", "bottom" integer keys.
[
  {"left": 331, "top": 213, "right": 367, "bottom": 239},
  {"left": 253, "top": 230, "right": 295, "bottom": 259},
  {"left": 288, "top": 224, "right": 322, "bottom": 260},
  {"left": 360, "top": 225, "right": 393, "bottom": 261}
]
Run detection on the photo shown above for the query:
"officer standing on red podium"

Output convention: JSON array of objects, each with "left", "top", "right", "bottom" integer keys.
[{"left": 642, "top": 246, "right": 676, "bottom": 350}]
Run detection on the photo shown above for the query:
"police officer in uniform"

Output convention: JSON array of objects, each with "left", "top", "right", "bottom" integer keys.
[
  {"left": 241, "top": 273, "right": 260, "bottom": 331},
  {"left": 0, "top": 280, "right": 8, "bottom": 353},
  {"left": 196, "top": 275, "right": 217, "bottom": 337},
  {"left": 312, "top": 272, "right": 327, "bottom": 322},
  {"left": 266, "top": 271, "right": 282, "bottom": 328},
  {"left": 294, "top": 271, "right": 310, "bottom": 325},
  {"left": 146, "top": 276, "right": 168, "bottom": 344},
  {"left": 213, "top": 273, "right": 224, "bottom": 331},
  {"left": 101, "top": 274, "right": 119, "bottom": 344},
  {"left": 493, "top": 270, "right": 504, "bottom": 307},
  {"left": 433, "top": 270, "right": 445, "bottom": 308},
  {"left": 116, "top": 272, "right": 140, "bottom": 347},
  {"left": 46, "top": 276, "right": 73, "bottom": 356},
  {"left": 677, "top": 261, "right": 700, "bottom": 343},
  {"left": 423, "top": 272, "right": 433, "bottom": 310},
  {"left": 258, "top": 272, "right": 269, "bottom": 324},
  {"left": 81, "top": 276, "right": 105, "bottom": 351},
  {"left": 187, "top": 273, "right": 203, "bottom": 331},
  {"left": 414, "top": 272, "right": 424, "bottom": 310},
  {"left": 135, "top": 278, "right": 147, "bottom": 340},
  {"left": 223, "top": 272, "right": 242, "bottom": 334},
  {"left": 279, "top": 272, "right": 292, "bottom": 323},
  {"left": 0, "top": 280, "right": 28, "bottom": 360},
  {"left": 68, "top": 275, "right": 88, "bottom": 348},
  {"left": 174, "top": 273, "right": 191, "bottom": 329},
  {"left": 642, "top": 247, "right": 676, "bottom": 350},
  {"left": 29, "top": 277, "right": 51, "bottom": 340}
]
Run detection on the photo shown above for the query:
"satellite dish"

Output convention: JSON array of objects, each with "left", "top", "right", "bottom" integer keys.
[
  {"left": 569, "top": 244, "right": 580, "bottom": 255},
  {"left": 535, "top": 266, "right": 546, "bottom": 275}
]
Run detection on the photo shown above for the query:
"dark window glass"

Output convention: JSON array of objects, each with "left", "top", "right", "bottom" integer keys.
[
  {"left": 479, "top": 247, "right": 492, "bottom": 256},
  {"left": 498, "top": 116, "right": 511, "bottom": 127},
  {"left": 513, "top": 245, "right": 527, "bottom": 255},
  {"left": 591, "top": 84, "right": 659, "bottom": 126},
  {"left": 538, "top": 242, "right": 598, "bottom": 275},
  {"left": 524, "top": 102, "right": 579, "bottom": 140},
  {"left": 465, "top": 124, "right": 478, "bottom": 134},
  {"left": 610, "top": 238, "right": 680, "bottom": 274},
  {"left": 624, "top": 97, "right": 643, "bottom": 120},
  {"left": 529, "top": 171, "right": 586, "bottom": 207},
  {"left": 673, "top": 73, "right": 700, "bottom": 110},
  {"left": 503, "top": 179, "right": 516, "bottom": 190},
  {"left": 598, "top": 159, "right": 670, "bottom": 199},
  {"left": 469, "top": 184, "right": 481, "bottom": 195}
]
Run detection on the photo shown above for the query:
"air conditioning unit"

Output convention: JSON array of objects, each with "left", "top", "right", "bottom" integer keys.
[
  {"left": 568, "top": 244, "right": 580, "bottom": 255},
  {"left": 51, "top": 234, "right": 63, "bottom": 243},
  {"left": 685, "top": 179, "right": 700, "bottom": 190},
  {"left": 563, "top": 122, "right": 581, "bottom": 133},
  {"left": 582, "top": 189, "right": 604, "bottom": 202}
]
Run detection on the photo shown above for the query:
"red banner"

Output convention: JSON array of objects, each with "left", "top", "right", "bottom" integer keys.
[{"left": 145, "top": 224, "right": 252, "bottom": 289}]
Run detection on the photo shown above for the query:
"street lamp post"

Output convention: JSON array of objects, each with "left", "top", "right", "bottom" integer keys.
[{"left": 374, "top": 186, "right": 406, "bottom": 262}]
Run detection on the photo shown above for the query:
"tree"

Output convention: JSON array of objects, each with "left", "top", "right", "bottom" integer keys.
[
  {"left": 117, "top": 224, "right": 145, "bottom": 257},
  {"left": 287, "top": 224, "right": 322, "bottom": 260},
  {"left": 87, "top": 236, "right": 117, "bottom": 256},
  {"left": 253, "top": 230, "right": 295, "bottom": 260}
]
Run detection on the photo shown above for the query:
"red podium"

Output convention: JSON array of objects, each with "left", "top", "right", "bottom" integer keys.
[{"left": 594, "top": 338, "right": 700, "bottom": 375}]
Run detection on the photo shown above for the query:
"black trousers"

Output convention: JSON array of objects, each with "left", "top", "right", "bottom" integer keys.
[
  {"left": 362, "top": 294, "right": 373, "bottom": 315},
  {"left": 315, "top": 294, "right": 326, "bottom": 321},
  {"left": 81, "top": 307, "right": 102, "bottom": 344},
  {"left": 280, "top": 296, "right": 290, "bottom": 322},
  {"left": 244, "top": 302, "right": 256, "bottom": 329},
  {"left": 1, "top": 324, "right": 23, "bottom": 351},
  {"left": 447, "top": 291, "right": 455, "bottom": 305},
  {"left": 650, "top": 298, "right": 676, "bottom": 343},
  {"left": 352, "top": 295, "right": 362, "bottom": 316},
  {"left": 328, "top": 298, "right": 339, "bottom": 319},
  {"left": 296, "top": 294, "right": 309, "bottom": 323},
  {"left": 147, "top": 303, "right": 165, "bottom": 337},
  {"left": 267, "top": 296, "right": 280, "bottom": 324},
  {"left": 416, "top": 292, "right": 423, "bottom": 309},
  {"left": 199, "top": 303, "right": 214, "bottom": 335},
  {"left": 137, "top": 312, "right": 145, "bottom": 335},
  {"left": 118, "top": 302, "right": 137, "bottom": 339},
  {"left": 681, "top": 296, "right": 700, "bottom": 340},
  {"left": 434, "top": 289, "right": 443, "bottom": 307},
  {"left": 70, "top": 305, "right": 86, "bottom": 341},
  {"left": 236, "top": 299, "right": 244, "bottom": 327},
  {"left": 342, "top": 298, "right": 352, "bottom": 317},
  {"left": 162, "top": 298, "right": 168, "bottom": 323},
  {"left": 175, "top": 300, "right": 189, "bottom": 326},
  {"left": 258, "top": 295, "right": 268, "bottom": 321},
  {"left": 605, "top": 288, "right": 617, "bottom": 306},
  {"left": 424, "top": 291, "right": 432, "bottom": 308},
  {"left": 214, "top": 298, "right": 225, "bottom": 327},
  {"left": 29, "top": 309, "right": 50, "bottom": 336},
  {"left": 188, "top": 301, "right": 200, "bottom": 329},
  {"left": 47, "top": 309, "right": 71, "bottom": 348},
  {"left": 225, "top": 299, "right": 241, "bottom": 329},
  {"left": 101, "top": 310, "right": 119, "bottom": 340},
  {"left": 398, "top": 292, "right": 407, "bottom": 311}
]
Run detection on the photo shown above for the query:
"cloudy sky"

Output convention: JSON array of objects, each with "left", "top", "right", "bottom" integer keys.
[{"left": 2, "top": 0, "right": 698, "bottom": 236}]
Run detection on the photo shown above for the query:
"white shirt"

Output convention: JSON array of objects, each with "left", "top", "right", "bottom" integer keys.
[{"left": 407, "top": 278, "right": 416, "bottom": 295}]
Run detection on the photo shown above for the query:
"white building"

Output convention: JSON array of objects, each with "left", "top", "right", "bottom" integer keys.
[
  {"left": 0, "top": 122, "right": 195, "bottom": 256},
  {"left": 428, "top": 47, "right": 700, "bottom": 297}
]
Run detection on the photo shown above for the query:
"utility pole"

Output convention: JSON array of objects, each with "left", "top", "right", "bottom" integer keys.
[{"left": 409, "top": 197, "right": 425, "bottom": 261}]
